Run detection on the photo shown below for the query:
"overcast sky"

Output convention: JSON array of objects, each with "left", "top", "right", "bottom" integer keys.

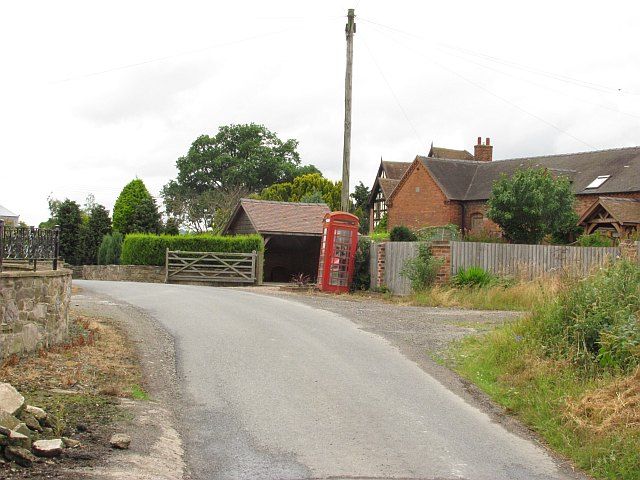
[{"left": 2, "top": 1, "right": 639, "bottom": 225}]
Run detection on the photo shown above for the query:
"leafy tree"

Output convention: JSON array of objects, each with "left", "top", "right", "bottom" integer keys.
[
  {"left": 163, "top": 217, "right": 181, "bottom": 235},
  {"left": 163, "top": 185, "right": 247, "bottom": 233},
  {"left": 259, "top": 173, "right": 342, "bottom": 210},
  {"left": 487, "top": 168, "right": 578, "bottom": 244},
  {"left": 162, "top": 123, "right": 319, "bottom": 231},
  {"left": 98, "top": 232, "right": 123, "bottom": 265},
  {"left": 113, "top": 179, "right": 161, "bottom": 234},
  {"left": 351, "top": 181, "right": 371, "bottom": 233},
  {"left": 79, "top": 204, "right": 112, "bottom": 264},
  {"left": 39, "top": 195, "right": 63, "bottom": 229},
  {"left": 172, "top": 123, "right": 315, "bottom": 193},
  {"left": 56, "top": 199, "right": 82, "bottom": 264}
]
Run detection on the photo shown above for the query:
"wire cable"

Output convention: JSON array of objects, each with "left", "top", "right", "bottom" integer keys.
[
  {"left": 362, "top": 36, "right": 426, "bottom": 148},
  {"left": 368, "top": 26, "right": 596, "bottom": 149}
]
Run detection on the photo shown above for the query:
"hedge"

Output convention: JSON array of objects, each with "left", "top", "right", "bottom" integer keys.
[{"left": 120, "top": 233, "right": 264, "bottom": 266}]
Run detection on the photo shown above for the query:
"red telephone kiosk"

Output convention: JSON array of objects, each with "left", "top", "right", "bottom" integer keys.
[{"left": 317, "top": 212, "right": 360, "bottom": 293}]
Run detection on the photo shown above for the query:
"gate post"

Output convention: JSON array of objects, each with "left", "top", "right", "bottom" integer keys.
[{"left": 164, "top": 248, "right": 169, "bottom": 283}]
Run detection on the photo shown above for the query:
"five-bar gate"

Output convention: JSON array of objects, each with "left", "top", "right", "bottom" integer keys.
[{"left": 165, "top": 250, "right": 257, "bottom": 284}]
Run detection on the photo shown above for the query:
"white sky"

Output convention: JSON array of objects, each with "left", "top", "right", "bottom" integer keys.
[{"left": 2, "top": 0, "right": 639, "bottom": 225}]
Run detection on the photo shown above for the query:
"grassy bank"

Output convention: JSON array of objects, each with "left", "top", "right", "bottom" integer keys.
[
  {"left": 408, "top": 278, "right": 560, "bottom": 311},
  {"left": 449, "top": 260, "right": 640, "bottom": 480}
]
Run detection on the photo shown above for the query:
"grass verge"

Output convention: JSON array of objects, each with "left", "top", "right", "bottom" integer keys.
[
  {"left": 406, "top": 277, "right": 561, "bottom": 311},
  {"left": 448, "top": 261, "right": 640, "bottom": 480}
]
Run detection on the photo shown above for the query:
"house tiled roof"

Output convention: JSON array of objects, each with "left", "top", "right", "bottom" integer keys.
[
  {"left": 428, "top": 146, "right": 474, "bottom": 161},
  {"left": 415, "top": 146, "right": 640, "bottom": 201},
  {"left": 378, "top": 178, "right": 400, "bottom": 198},
  {"left": 232, "top": 199, "right": 330, "bottom": 235},
  {"left": 381, "top": 161, "right": 412, "bottom": 179},
  {"left": 597, "top": 197, "right": 640, "bottom": 224}
]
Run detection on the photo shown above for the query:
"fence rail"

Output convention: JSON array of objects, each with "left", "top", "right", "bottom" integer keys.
[
  {"left": 0, "top": 220, "right": 60, "bottom": 272},
  {"left": 165, "top": 249, "right": 257, "bottom": 284},
  {"left": 450, "top": 241, "right": 620, "bottom": 278}
]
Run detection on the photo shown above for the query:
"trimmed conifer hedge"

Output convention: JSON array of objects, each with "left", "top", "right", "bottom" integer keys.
[{"left": 120, "top": 233, "right": 264, "bottom": 266}]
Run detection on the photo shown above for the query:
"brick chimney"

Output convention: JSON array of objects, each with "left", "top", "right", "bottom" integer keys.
[{"left": 474, "top": 137, "right": 493, "bottom": 162}]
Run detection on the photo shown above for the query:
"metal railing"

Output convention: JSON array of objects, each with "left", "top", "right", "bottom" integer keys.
[{"left": 0, "top": 220, "right": 60, "bottom": 272}]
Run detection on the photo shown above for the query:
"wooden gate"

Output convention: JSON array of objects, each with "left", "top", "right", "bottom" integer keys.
[{"left": 165, "top": 250, "right": 257, "bottom": 284}]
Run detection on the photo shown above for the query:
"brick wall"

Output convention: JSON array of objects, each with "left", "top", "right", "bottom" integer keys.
[
  {"left": 429, "top": 241, "right": 451, "bottom": 284},
  {"left": 388, "top": 163, "right": 462, "bottom": 230}
]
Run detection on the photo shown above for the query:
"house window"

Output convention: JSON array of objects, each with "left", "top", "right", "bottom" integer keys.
[
  {"left": 372, "top": 189, "right": 387, "bottom": 228},
  {"left": 470, "top": 213, "right": 484, "bottom": 231}
]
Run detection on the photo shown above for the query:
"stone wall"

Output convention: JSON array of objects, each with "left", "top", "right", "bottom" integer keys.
[
  {"left": 81, "top": 265, "right": 165, "bottom": 283},
  {"left": 0, "top": 269, "right": 72, "bottom": 359}
]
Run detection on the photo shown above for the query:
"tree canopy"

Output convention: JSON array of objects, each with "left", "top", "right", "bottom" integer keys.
[
  {"left": 350, "top": 181, "right": 371, "bottom": 233},
  {"left": 258, "top": 173, "right": 342, "bottom": 210},
  {"left": 162, "top": 123, "right": 319, "bottom": 232},
  {"left": 486, "top": 168, "right": 578, "bottom": 244},
  {"left": 56, "top": 199, "right": 82, "bottom": 265},
  {"left": 113, "top": 179, "right": 161, "bottom": 235}
]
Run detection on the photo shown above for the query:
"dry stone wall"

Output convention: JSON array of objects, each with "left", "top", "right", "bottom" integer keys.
[
  {"left": 81, "top": 265, "right": 164, "bottom": 283},
  {"left": 0, "top": 269, "right": 72, "bottom": 359}
]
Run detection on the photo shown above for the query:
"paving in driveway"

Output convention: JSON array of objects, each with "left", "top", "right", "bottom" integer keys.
[{"left": 77, "top": 280, "right": 586, "bottom": 480}]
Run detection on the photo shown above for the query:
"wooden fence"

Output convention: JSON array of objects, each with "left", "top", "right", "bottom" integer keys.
[
  {"left": 450, "top": 241, "right": 620, "bottom": 278},
  {"left": 372, "top": 240, "right": 626, "bottom": 295},
  {"left": 165, "top": 250, "right": 257, "bottom": 284},
  {"left": 370, "top": 242, "right": 420, "bottom": 295}
]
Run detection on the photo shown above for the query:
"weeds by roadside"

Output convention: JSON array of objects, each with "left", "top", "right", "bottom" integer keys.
[
  {"left": 449, "top": 260, "right": 640, "bottom": 480},
  {"left": 0, "top": 309, "right": 148, "bottom": 477}
]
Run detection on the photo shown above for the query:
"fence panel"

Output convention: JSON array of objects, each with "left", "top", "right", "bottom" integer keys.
[
  {"left": 450, "top": 241, "right": 619, "bottom": 279},
  {"left": 383, "top": 242, "right": 420, "bottom": 295},
  {"left": 166, "top": 250, "right": 257, "bottom": 284}
]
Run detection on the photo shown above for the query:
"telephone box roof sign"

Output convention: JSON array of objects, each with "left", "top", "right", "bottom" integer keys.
[{"left": 317, "top": 211, "right": 360, "bottom": 294}]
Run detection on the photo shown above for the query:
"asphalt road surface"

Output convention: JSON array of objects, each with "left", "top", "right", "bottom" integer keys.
[{"left": 77, "top": 281, "right": 583, "bottom": 480}]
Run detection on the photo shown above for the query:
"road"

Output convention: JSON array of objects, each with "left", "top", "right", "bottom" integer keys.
[{"left": 77, "top": 281, "right": 582, "bottom": 480}]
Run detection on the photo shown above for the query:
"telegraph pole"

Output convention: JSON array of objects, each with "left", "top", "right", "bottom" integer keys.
[{"left": 341, "top": 8, "right": 356, "bottom": 212}]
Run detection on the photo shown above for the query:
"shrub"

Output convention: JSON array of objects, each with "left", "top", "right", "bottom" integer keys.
[
  {"left": 113, "top": 179, "right": 161, "bottom": 235},
  {"left": 463, "top": 229, "right": 505, "bottom": 243},
  {"left": 369, "top": 232, "right": 390, "bottom": 242},
  {"left": 98, "top": 232, "right": 123, "bottom": 265},
  {"left": 120, "top": 233, "right": 264, "bottom": 266},
  {"left": 351, "top": 236, "right": 371, "bottom": 291},
  {"left": 390, "top": 225, "right": 417, "bottom": 242},
  {"left": 534, "top": 260, "right": 640, "bottom": 371},
  {"left": 401, "top": 243, "right": 443, "bottom": 291},
  {"left": 373, "top": 214, "right": 387, "bottom": 233},
  {"left": 576, "top": 232, "right": 615, "bottom": 247},
  {"left": 452, "top": 266, "right": 496, "bottom": 288},
  {"left": 415, "top": 224, "right": 460, "bottom": 242}
]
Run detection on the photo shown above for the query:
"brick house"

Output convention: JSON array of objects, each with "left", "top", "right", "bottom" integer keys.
[
  {"left": 366, "top": 160, "right": 412, "bottom": 231},
  {"left": 374, "top": 137, "right": 640, "bottom": 237}
]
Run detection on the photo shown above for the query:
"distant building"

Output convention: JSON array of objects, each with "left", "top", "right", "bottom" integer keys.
[
  {"left": 0, "top": 205, "right": 19, "bottom": 226},
  {"left": 368, "top": 137, "right": 640, "bottom": 238}
]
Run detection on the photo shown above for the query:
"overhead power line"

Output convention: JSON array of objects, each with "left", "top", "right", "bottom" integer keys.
[
  {"left": 362, "top": 37, "right": 425, "bottom": 148},
  {"left": 359, "top": 17, "right": 637, "bottom": 96},
  {"left": 50, "top": 19, "right": 338, "bottom": 84},
  {"left": 368, "top": 26, "right": 596, "bottom": 150}
]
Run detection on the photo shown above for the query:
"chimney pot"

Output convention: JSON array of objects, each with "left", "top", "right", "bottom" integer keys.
[{"left": 474, "top": 136, "right": 493, "bottom": 162}]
